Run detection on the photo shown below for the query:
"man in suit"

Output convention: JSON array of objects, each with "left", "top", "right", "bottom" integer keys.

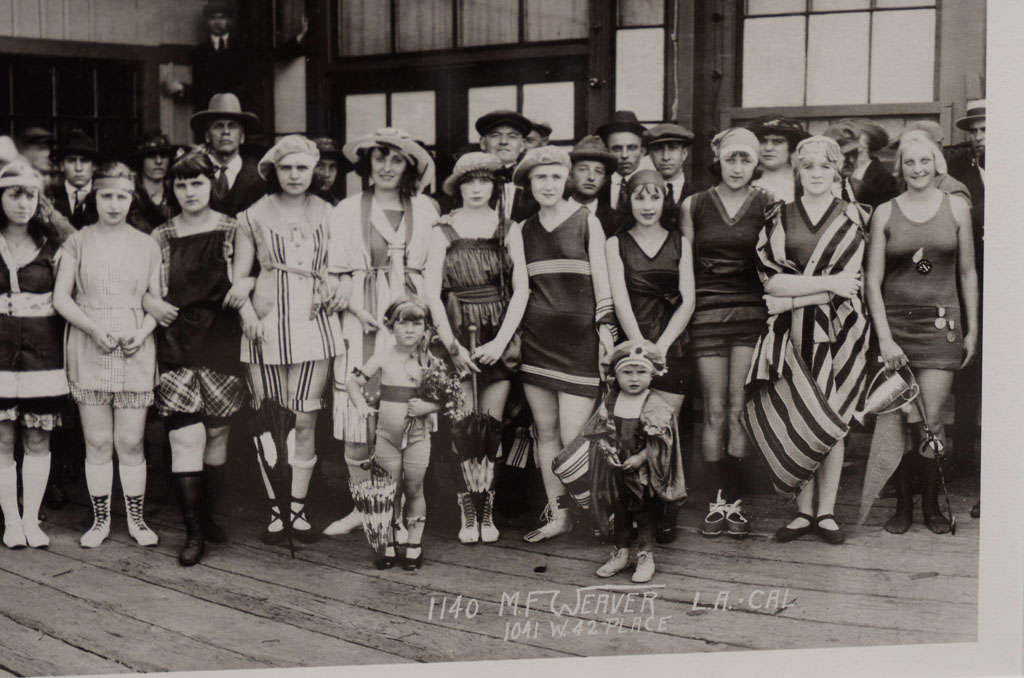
[
  {"left": 48, "top": 129, "right": 99, "bottom": 230},
  {"left": 475, "top": 109, "right": 538, "bottom": 223},
  {"left": 645, "top": 123, "right": 697, "bottom": 231},
  {"left": 311, "top": 136, "right": 344, "bottom": 206},
  {"left": 190, "top": 93, "right": 265, "bottom": 217},
  {"left": 566, "top": 135, "right": 620, "bottom": 236},
  {"left": 949, "top": 100, "right": 985, "bottom": 519},
  {"left": 191, "top": 0, "right": 249, "bottom": 110},
  {"left": 596, "top": 111, "right": 647, "bottom": 215}
]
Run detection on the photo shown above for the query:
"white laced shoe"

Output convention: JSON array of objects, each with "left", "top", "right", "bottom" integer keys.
[
  {"left": 596, "top": 547, "right": 630, "bottom": 577},
  {"left": 80, "top": 495, "right": 111, "bottom": 549},
  {"left": 523, "top": 500, "right": 572, "bottom": 543},
  {"left": 125, "top": 495, "right": 159, "bottom": 547},
  {"left": 456, "top": 492, "right": 479, "bottom": 544},
  {"left": 632, "top": 550, "right": 655, "bottom": 583},
  {"left": 479, "top": 490, "right": 500, "bottom": 543}
]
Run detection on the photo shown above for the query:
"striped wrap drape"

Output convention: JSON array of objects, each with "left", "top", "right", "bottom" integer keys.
[{"left": 742, "top": 200, "right": 871, "bottom": 496}]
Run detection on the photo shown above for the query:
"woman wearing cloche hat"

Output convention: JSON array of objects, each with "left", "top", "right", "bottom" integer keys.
[
  {"left": 323, "top": 127, "right": 440, "bottom": 538},
  {"left": 423, "top": 151, "right": 514, "bottom": 544},
  {"left": 485, "top": 145, "right": 616, "bottom": 543},
  {"left": 225, "top": 134, "right": 345, "bottom": 545}
]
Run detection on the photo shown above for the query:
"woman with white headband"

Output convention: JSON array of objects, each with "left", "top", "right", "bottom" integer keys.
[
  {"left": 743, "top": 136, "right": 870, "bottom": 545},
  {"left": 681, "top": 127, "right": 774, "bottom": 539},
  {"left": 865, "top": 133, "right": 978, "bottom": 535},
  {"left": 0, "top": 159, "right": 68, "bottom": 549},
  {"left": 53, "top": 161, "right": 163, "bottom": 548}
]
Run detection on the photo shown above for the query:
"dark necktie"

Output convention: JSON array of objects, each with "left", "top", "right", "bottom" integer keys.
[
  {"left": 615, "top": 178, "right": 627, "bottom": 212},
  {"left": 666, "top": 183, "right": 675, "bottom": 206},
  {"left": 213, "top": 166, "right": 229, "bottom": 203}
]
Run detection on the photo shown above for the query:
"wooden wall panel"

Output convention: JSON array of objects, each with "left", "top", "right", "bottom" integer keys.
[
  {"left": 94, "top": 0, "right": 138, "bottom": 44},
  {"left": 13, "top": 0, "right": 43, "bottom": 38},
  {"left": 0, "top": 1, "right": 14, "bottom": 37},
  {"left": 40, "top": 0, "right": 66, "bottom": 39},
  {"left": 160, "top": 0, "right": 205, "bottom": 46},
  {"left": 64, "top": 0, "right": 92, "bottom": 42}
]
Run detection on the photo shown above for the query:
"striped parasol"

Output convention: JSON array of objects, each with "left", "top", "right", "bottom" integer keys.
[{"left": 350, "top": 414, "right": 399, "bottom": 554}]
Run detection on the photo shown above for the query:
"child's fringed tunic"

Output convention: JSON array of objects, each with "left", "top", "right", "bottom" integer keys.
[{"left": 742, "top": 200, "right": 871, "bottom": 495}]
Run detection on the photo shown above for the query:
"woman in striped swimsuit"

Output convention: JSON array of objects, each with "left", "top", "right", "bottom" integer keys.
[
  {"left": 491, "top": 146, "right": 615, "bottom": 542},
  {"left": 681, "top": 128, "right": 773, "bottom": 538},
  {"left": 226, "top": 135, "right": 345, "bottom": 544}
]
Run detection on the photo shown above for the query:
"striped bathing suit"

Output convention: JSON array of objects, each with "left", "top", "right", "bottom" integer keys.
[{"left": 520, "top": 206, "right": 604, "bottom": 398}]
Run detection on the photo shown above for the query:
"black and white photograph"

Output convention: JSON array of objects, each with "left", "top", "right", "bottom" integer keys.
[{"left": 0, "top": 1, "right": 1019, "bottom": 677}]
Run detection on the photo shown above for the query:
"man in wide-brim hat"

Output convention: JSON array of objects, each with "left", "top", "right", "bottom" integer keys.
[
  {"left": 644, "top": 122, "right": 697, "bottom": 231},
  {"left": 567, "top": 135, "right": 620, "bottom": 236},
  {"left": 190, "top": 93, "right": 264, "bottom": 216}
]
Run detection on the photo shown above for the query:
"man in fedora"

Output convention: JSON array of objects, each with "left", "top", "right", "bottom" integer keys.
[
  {"left": 130, "top": 132, "right": 181, "bottom": 234},
  {"left": 645, "top": 122, "right": 698, "bottom": 231},
  {"left": 475, "top": 109, "right": 537, "bottom": 222},
  {"left": 190, "top": 92, "right": 265, "bottom": 217},
  {"left": 48, "top": 128, "right": 100, "bottom": 230},
  {"left": 567, "top": 135, "right": 621, "bottom": 237},
  {"left": 311, "top": 137, "right": 344, "bottom": 206},
  {"left": 596, "top": 110, "right": 648, "bottom": 214},
  {"left": 525, "top": 120, "right": 552, "bottom": 150},
  {"left": 949, "top": 99, "right": 985, "bottom": 519}
]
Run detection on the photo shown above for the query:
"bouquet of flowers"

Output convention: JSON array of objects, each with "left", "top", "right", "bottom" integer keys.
[{"left": 417, "top": 356, "right": 467, "bottom": 421}]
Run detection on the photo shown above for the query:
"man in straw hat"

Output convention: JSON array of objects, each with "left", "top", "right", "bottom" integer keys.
[
  {"left": 596, "top": 110, "right": 648, "bottom": 213},
  {"left": 475, "top": 109, "right": 537, "bottom": 223},
  {"left": 567, "top": 135, "right": 621, "bottom": 237},
  {"left": 645, "top": 122, "right": 698, "bottom": 231},
  {"left": 190, "top": 92, "right": 265, "bottom": 217},
  {"left": 48, "top": 128, "right": 100, "bottom": 230},
  {"left": 951, "top": 99, "right": 985, "bottom": 234}
]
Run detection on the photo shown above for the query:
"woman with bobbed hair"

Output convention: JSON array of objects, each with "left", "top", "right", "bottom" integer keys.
[
  {"left": 743, "top": 136, "right": 870, "bottom": 545},
  {"left": 681, "top": 128, "right": 774, "bottom": 540},
  {"left": 53, "top": 161, "right": 163, "bottom": 548},
  {"left": 865, "top": 133, "right": 977, "bottom": 535},
  {"left": 324, "top": 127, "right": 439, "bottom": 537},
  {"left": 0, "top": 159, "right": 67, "bottom": 548}
]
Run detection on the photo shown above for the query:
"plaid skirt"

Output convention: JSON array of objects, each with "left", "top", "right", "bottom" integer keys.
[{"left": 155, "top": 367, "right": 248, "bottom": 419}]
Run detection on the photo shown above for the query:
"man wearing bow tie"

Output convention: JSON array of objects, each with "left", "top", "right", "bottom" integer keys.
[{"left": 476, "top": 109, "right": 538, "bottom": 223}]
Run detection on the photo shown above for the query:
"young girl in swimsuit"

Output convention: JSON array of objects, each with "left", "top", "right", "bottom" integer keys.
[{"left": 347, "top": 298, "right": 439, "bottom": 570}]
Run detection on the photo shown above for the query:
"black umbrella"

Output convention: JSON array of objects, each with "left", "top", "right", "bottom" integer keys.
[
  {"left": 252, "top": 344, "right": 297, "bottom": 558},
  {"left": 450, "top": 326, "right": 502, "bottom": 493}
]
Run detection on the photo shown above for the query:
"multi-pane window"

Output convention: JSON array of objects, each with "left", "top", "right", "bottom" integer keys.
[
  {"left": 0, "top": 56, "right": 141, "bottom": 158},
  {"left": 339, "top": 0, "right": 589, "bottom": 56},
  {"left": 742, "top": 0, "right": 936, "bottom": 107},
  {"left": 615, "top": 0, "right": 665, "bottom": 124}
]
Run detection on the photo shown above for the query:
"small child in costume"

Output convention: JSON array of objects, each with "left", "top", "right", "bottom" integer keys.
[
  {"left": 347, "top": 298, "right": 440, "bottom": 570},
  {"left": 594, "top": 340, "right": 687, "bottom": 583}
]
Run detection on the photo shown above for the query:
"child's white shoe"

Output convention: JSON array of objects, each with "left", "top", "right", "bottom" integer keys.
[
  {"left": 596, "top": 547, "right": 630, "bottom": 577},
  {"left": 632, "top": 550, "right": 655, "bottom": 583}
]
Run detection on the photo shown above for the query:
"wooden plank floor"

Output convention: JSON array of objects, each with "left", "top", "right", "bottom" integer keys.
[{"left": 0, "top": 451, "right": 978, "bottom": 676}]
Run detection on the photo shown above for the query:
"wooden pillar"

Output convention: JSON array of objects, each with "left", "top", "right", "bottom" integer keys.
[{"left": 586, "top": 0, "right": 615, "bottom": 132}]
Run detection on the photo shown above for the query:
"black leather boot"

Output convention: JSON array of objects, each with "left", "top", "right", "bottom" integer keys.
[
  {"left": 884, "top": 454, "right": 914, "bottom": 534},
  {"left": 655, "top": 500, "right": 680, "bottom": 544},
  {"left": 174, "top": 472, "right": 206, "bottom": 566},
  {"left": 921, "top": 456, "right": 952, "bottom": 534},
  {"left": 201, "top": 464, "right": 227, "bottom": 543}
]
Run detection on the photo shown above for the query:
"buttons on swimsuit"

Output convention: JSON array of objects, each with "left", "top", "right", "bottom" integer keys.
[
  {"left": 934, "top": 318, "right": 947, "bottom": 330},
  {"left": 916, "top": 259, "right": 933, "bottom": 275},
  {"left": 948, "top": 319, "right": 955, "bottom": 330},
  {"left": 946, "top": 331, "right": 958, "bottom": 343}
]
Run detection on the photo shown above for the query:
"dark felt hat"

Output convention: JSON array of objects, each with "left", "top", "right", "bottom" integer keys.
[
  {"left": 56, "top": 128, "right": 101, "bottom": 161},
  {"left": 132, "top": 132, "right": 180, "bottom": 159},
  {"left": 312, "top": 136, "right": 344, "bottom": 161},
  {"left": 203, "top": 0, "right": 235, "bottom": 18},
  {"left": 955, "top": 99, "right": 986, "bottom": 131},
  {"left": 16, "top": 127, "right": 55, "bottom": 148},
  {"left": 569, "top": 135, "right": 618, "bottom": 173},
  {"left": 190, "top": 93, "right": 261, "bottom": 137},
  {"left": 595, "top": 110, "right": 646, "bottom": 141},
  {"left": 531, "top": 120, "right": 552, "bottom": 137},
  {"left": 644, "top": 122, "right": 696, "bottom": 148},
  {"left": 747, "top": 116, "right": 810, "bottom": 146},
  {"left": 475, "top": 110, "right": 533, "bottom": 137}
]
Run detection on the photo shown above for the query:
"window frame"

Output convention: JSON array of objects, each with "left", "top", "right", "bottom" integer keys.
[{"left": 738, "top": 0, "right": 941, "bottom": 108}]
